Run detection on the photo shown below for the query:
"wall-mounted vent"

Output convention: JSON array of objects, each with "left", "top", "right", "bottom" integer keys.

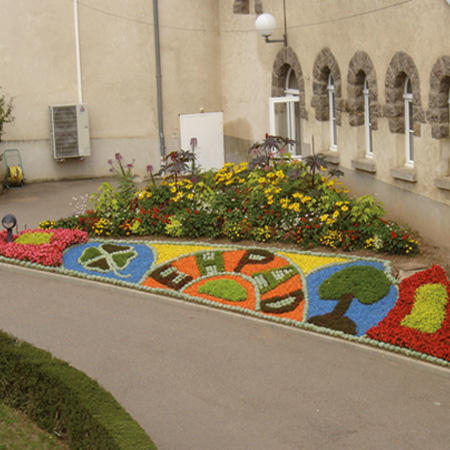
[{"left": 49, "top": 104, "right": 90, "bottom": 160}]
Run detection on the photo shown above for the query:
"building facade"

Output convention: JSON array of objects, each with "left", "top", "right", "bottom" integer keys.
[{"left": 0, "top": 0, "right": 449, "bottom": 248}]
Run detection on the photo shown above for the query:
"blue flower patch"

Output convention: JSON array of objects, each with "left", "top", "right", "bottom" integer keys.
[
  {"left": 305, "top": 261, "right": 398, "bottom": 336},
  {"left": 63, "top": 242, "right": 155, "bottom": 284}
]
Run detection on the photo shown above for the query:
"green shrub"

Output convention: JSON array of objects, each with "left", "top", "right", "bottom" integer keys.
[
  {"left": 0, "top": 330, "right": 156, "bottom": 449},
  {"left": 43, "top": 150, "right": 420, "bottom": 256}
]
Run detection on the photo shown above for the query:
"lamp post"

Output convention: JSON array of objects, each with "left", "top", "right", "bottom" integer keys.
[
  {"left": 255, "top": 0, "right": 287, "bottom": 46},
  {"left": 2, "top": 214, "right": 17, "bottom": 242}
]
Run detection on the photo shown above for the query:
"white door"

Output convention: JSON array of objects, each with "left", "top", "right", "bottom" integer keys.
[
  {"left": 179, "top": 112, "right": 225, "bottom": 171},
  {"left": 269, "top": 96, "right": 301, "bottom": 158}
]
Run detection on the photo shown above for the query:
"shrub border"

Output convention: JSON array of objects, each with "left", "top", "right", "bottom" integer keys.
[
  {"left": 0, "top": 329, "right": 157, "bottom": 449},
  {"left": 0, "top": 239, "right": 448, "bottom": 368}
]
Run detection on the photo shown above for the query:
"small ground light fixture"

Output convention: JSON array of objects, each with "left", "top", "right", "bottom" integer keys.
[{"left": 2, "top": 214, "right": 17, "bottom": 242}]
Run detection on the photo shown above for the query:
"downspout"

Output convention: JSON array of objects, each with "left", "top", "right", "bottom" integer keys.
[
  {"left": 73, "top": 0, "right": 83, "bottom": 104},
  {"left": 153, "top": 0, "right": 166, "bottom": 157}
]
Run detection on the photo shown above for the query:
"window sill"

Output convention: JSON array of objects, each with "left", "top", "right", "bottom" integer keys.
[
  {"left": 351, "top": 158, "right": 376, "bottom": 173},
  {"left": 434, "top": 177, "right": 450, "bottom": 191},
  {"left": 390, "top": 167, "right": 417, "bottom": 183},
  {"left": 323, "top": 151, "right": 340, "bottom": 165}
]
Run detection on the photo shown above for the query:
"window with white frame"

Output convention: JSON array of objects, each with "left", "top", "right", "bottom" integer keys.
[
  {"left": 269, "top": 67, "right": 302, "bottom": 157},
  {"left": 403, "top": 77, "right": 414, "bottom": 166},
  {"left": 363, "top": 77, "right": 373, "bottom": 158},
  {"left": 327, "top": 73, "right": 337, "bottom": 150}
]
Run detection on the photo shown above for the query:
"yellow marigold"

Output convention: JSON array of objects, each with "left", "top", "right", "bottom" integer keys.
[
  {"left": 288, "top": 202, "right": 301, "bottom": 212},
  {"left": 320, "top": 214, "right": 328, "bottom": 221},
  {"left": 341, "top": 205, "right": 349, "bottom": 211},
  {"left": 301, "top": 195, "right": 311, "bottom": 203}
]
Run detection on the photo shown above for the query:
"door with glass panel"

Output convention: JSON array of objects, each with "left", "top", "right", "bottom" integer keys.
[{"left": 269, "top": 96, "right": 302, "bottom": 158}]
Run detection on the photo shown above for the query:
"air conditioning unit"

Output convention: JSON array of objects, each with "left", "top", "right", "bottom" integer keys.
[{"left": 49, "top": 104, "right": 90, "bottom": 160}]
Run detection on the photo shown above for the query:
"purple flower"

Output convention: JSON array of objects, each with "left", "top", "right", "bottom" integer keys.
[
  {"left": 115, "top": 152, "right": 122, "bottom": 161},
  {"left": 146, "top": 164, "right": 153, "bottom": 173},
  {"left": 127, "top": 163, "right": 133, "bottom": 169},
  {"left": 107, "top": 159, "right": 113, "bottom": 165}
]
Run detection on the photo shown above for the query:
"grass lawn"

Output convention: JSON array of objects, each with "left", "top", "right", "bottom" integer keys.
[{"left": 0, "top": 402, "right": 68, "bottom": 449}]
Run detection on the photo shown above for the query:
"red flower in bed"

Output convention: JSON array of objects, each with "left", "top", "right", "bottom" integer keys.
[
  {"left": 0, "top": 228, "right": 88, "bottom": 266},
  {"left": 367, "top": 265, "right": 449, "bottom": 361}
]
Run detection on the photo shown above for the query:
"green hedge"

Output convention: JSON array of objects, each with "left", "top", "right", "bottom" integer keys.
[{"left": 0, "top": 330, "right": 157, "bottom": 449}]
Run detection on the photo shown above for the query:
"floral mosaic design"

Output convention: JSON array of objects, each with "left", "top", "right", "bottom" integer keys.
[
  {"left": 63, "top": 242, "right": 154, "bottom": 283},
  {"left": 1, "top": 235, "right": 448, "bottom": 366},
  {"left": 143, "top": 248, "right": 306, "bottom": 322},
  {"left": 0, "top": 228, "right": 88, "bottom": 266},
  {"left": 305, "top": 261, "right": 398, "bottom": 336},
  {"left": 367, "top": 265, "right": 449, "bottom": 361}
]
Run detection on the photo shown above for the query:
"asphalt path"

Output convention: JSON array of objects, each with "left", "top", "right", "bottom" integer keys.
[{"left": 0, "top": 180, "right": 449, "bottom": 449}]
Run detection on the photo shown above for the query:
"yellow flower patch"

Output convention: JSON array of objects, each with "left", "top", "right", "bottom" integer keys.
[
  {"left": 278, "top": 252, "right": 349, "bottom": 275},
  {"left": 152, "top": 243, "right": 230, "bottom": 265}
]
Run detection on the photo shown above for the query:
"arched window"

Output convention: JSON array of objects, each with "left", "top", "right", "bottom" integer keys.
[
  {"left": 269, "top": 66, "right": 302, "bottom": 157},
  {"left": 328, "top": 73, "right": 337, "bottom": 149},
  {"left": 404, "top": 77, "right": 414, "bottom": 166},
  {"left": 363, "top": 77, "right": 373, "bottom": 157}
]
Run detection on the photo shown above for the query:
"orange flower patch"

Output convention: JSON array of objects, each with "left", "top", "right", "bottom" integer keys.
[
  {"left": 223, "top": 250, "right": 247, "bottom": 272},
  {"left": 239, "top": 255, "right": 290, "bottom": 277},
  {"left": 260, "top": 273, "right": 305, "bottom": 321},
  {"left": 172, "top": 255, "right": 201, "bottom": 279},
  {"left": 142, "top": 248, "right": 306, "bottom": 320}
]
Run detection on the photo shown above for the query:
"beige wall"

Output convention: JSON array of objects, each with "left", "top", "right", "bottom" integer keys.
[
  {"left": 0, "top": 0, "right": 222, "bottom": 179},
  {"left": 0, "top": 0, "right": 449, "bottom": 248},
  {"left": 218, "top": 0, "right": 449, "bottom": 248}
]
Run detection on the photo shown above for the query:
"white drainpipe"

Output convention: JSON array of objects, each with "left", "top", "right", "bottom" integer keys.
[{"left": 74, "top": 0, "right": 83, "bottom": 104}]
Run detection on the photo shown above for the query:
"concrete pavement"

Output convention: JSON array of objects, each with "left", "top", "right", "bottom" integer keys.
[{"left": 0, "top": 180, "right": 449, "bottom": 449}]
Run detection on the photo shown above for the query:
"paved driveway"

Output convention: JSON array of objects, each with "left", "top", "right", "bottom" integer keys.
[{"left": 0, "top": 180, "right": 449, "bottom": 449}]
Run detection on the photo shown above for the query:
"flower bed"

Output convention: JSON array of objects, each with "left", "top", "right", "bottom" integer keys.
[
  {"left": 2, "top": 237, "right": 446, "bottom": 365},
  {"left": 0, "top": 228, "right": 88, "bottom": 266},
  {"left": 40, "top": 150, "right": 420, "bottom": 256},
  {"left": 367, "top": 265, "right": 449, "bottom": 361}
]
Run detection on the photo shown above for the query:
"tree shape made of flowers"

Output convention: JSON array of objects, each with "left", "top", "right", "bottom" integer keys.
[{"left": 308, "top": 265, "right": 391, "bottom": 335}]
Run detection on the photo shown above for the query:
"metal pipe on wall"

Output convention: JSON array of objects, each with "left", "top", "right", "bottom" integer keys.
[
  {"left": 153, "top": 0, "right": 166, "bottom": 157},
  {"left": 73, "top": 0, "right": 83, "bottom": 104}
]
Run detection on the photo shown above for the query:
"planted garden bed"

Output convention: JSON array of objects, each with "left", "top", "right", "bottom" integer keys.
[{"left": 39, "top": 147, "right": 420, "bottom": 257}]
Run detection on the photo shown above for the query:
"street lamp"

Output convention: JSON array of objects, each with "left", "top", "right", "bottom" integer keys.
[
  {"left": 255, "top": 0, "right": 287, "bottom": 46},
  {"left": 2, "top": 214, "right": 17, "bottom": 242}
]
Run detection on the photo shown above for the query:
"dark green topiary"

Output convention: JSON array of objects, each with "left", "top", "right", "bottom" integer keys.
[{"left": 0, "top": 330, "right": 157, "bottom": 449}]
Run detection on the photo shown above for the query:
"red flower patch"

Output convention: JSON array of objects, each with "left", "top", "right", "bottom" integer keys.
[
  {"left": 0, "top": 228, "right": 89, "bottom": 266},
  {"left": 367, "top": 265, "right": 449, "bottom": 361}
]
